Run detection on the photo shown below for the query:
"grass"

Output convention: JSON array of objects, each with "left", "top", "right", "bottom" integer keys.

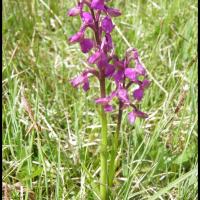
[{"left": 2, "top": 0, "right": 198, "bottom": 199}]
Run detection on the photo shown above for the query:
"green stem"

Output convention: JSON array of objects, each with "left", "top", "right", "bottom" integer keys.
[
  {"left": 100, "top": 105, "right": 108, "bottom": 200},
  {"left": 90, "top": 8, "right": 108, "bottom": 199},
  {"left": 100, "top": 76, "right": 108, "bottom": 200},
  {"left": 108, "top": 101, "right": 123, "bottom": 187}
]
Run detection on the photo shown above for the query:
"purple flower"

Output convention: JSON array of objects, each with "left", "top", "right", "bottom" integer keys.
[
  {"left": 70, "top": 71, "right": 92, "bottom": 92},
  {"left": 128, "top": 112, "right": 136, "bottom": 124},
  {"left": 68, "top": 6, "right": 81, "bottom": 16},
  {"left": 105, "top": 63, "right": 115, "bottom": 77},
  {"left": 113, "top": 69, "right": 124, "bottom": 82},
  {"left": 81, "top": 12, "right": 93, "bottom": 24},
  {"left": 104, "top": 104, "right": 113, "bottom": 112},
  {"left": 141, "top": 79, "right": 150, "bottom": 89},
  {"left": 105, "top": 34, "right": 113, "bottom": 51},
  {"left": 88, "top": 51, "right": 102, "bottom": 64},
  {"left": 105, "top": 7, "right": 121, "bottom": 17},
  {"left": 80, "top": 38, "right": 94, "bottom": 53},
  {"left": 96, "top": 91, "right": 115, "bottom": 103},
  {"left": 91, "top": 0, "right": 105, "bottom": 10},
  {"left": 82, "top": 76, "right": 90, "bottom": 91},
  {"left": 69, "top": 31, "right": 84, "bottom": 43},
  {"left": 117, "top": 88, "right": 129, "bottom": 104},
  {"left": 102, "top": 16, "right": 115, "bottom": 33},
  {"left": 128, "top": 110, "right": 148, "bottom": 124},
  {"left": 124, "top": 68, "right": 137, "bottom": 82},
  {"left": 132, "top": 49, "right": 139, "bottom": 60},
  {"left": 133, "top": 88, "right": 144, "bottom": 101},
  {"left": 71, "top": 74, "right": 86, "bottom": 88},
  {"left": 135, "top": 62, "right": 146, "bottom": 76},
  {"left": 133, "top": 79, "right": 150, "bottom": 101},
  {"left": 95, "top": 97, "right": 110, "bottom": 105},
  {"left": 101, "top": 34, "right": 113, "bottom": 52}
]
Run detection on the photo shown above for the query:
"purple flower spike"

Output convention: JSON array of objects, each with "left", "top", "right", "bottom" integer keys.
[
  {"left": 102, "top": 16, "right": 115, "bottom": 33},
  {"left": 91, "top": 0, "right": 105, "bottom": 10},
  {"left": 69, "top": 31, "right": 84, "bottom": 43},
  {"left": 80, "top": 38, "right": 94, "bottom": 53},
  {"left": 68, "top": 6, "right": 80, "bottom": 16},
  {"left": 68, "top": 1, "right": 150, "bottom": 126},
  {"left": 133, "top": 88, "right": 144, "bottom": 101},
  {"left": 106, "top": 7, "right": 121, "bottom": 17},
  {"left": 82, "top": 12, "right": 93, "bottom": 24}
]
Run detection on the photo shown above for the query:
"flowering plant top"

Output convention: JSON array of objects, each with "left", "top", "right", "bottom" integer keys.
[{"left": 68, "top": 0, "right": 150, "bottom": 124}]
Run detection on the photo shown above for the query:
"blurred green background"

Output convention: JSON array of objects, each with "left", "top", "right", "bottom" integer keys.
[{"left": 2, "top": 0, "right": 198, "bottom": 199}]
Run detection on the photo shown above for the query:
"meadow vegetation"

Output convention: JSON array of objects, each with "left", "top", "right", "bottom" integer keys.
[{"left": 2, "top": 0, "right": 198, "bottom": 199}]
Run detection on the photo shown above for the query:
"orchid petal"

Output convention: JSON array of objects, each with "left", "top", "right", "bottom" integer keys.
[
  {"left": 102, "top": 16, "right": 115, "bottom": 33},
  {"left": 80, "top": 38, "right": 93, "bottom": 53},
  {"left": 91, "top": 0, "right": 105, "bottom": 10}
]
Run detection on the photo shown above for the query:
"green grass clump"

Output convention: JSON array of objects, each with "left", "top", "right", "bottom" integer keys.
[{"left": 3, "top": 0, "right": 197, "bottom": 199}]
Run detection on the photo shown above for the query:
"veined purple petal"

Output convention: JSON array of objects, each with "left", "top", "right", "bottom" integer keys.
[
  {"left": 67, "top": 6, "right": 80, "bottom": 16},
  {"left": 80, "top": 38, "right": 93, "bottom": 53},
  {"left": 104, "top": 104, "right": 113, "bottom": 112},
  {"left": 69, "top": 31, "right": 84, "bottom": 43},
  {"left": 91, "top": 0, "right": 105, "bottom": 10},
  {"left": 133, "top": 88, "right": 144, "bottom": 101},
  {"left": 88, "top": 51, "right": 101, "bottom": 64},
  {"left": 106, "top": 7, "right": 121, "bottom": 17},
  {"left": 124, "top": 68, "right": 137, "bottom": 82},
  {"left": 102, "top": 16, "right": 114, "bottom": 33},
  {"left": 128, "top": 112, "right": 136, "bottom": 124},
  {"left": 82, "top": 12, "right": 93, "bottom": 24}
]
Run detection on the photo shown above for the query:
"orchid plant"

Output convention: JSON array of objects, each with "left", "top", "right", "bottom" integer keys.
[{"left": 68, "top": 0, "right": 150, "bottom": 199}]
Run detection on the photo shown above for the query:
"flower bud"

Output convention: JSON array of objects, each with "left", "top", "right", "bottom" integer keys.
[{"left": 67, "top": 6, "right": 80, "bottom": 16}]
